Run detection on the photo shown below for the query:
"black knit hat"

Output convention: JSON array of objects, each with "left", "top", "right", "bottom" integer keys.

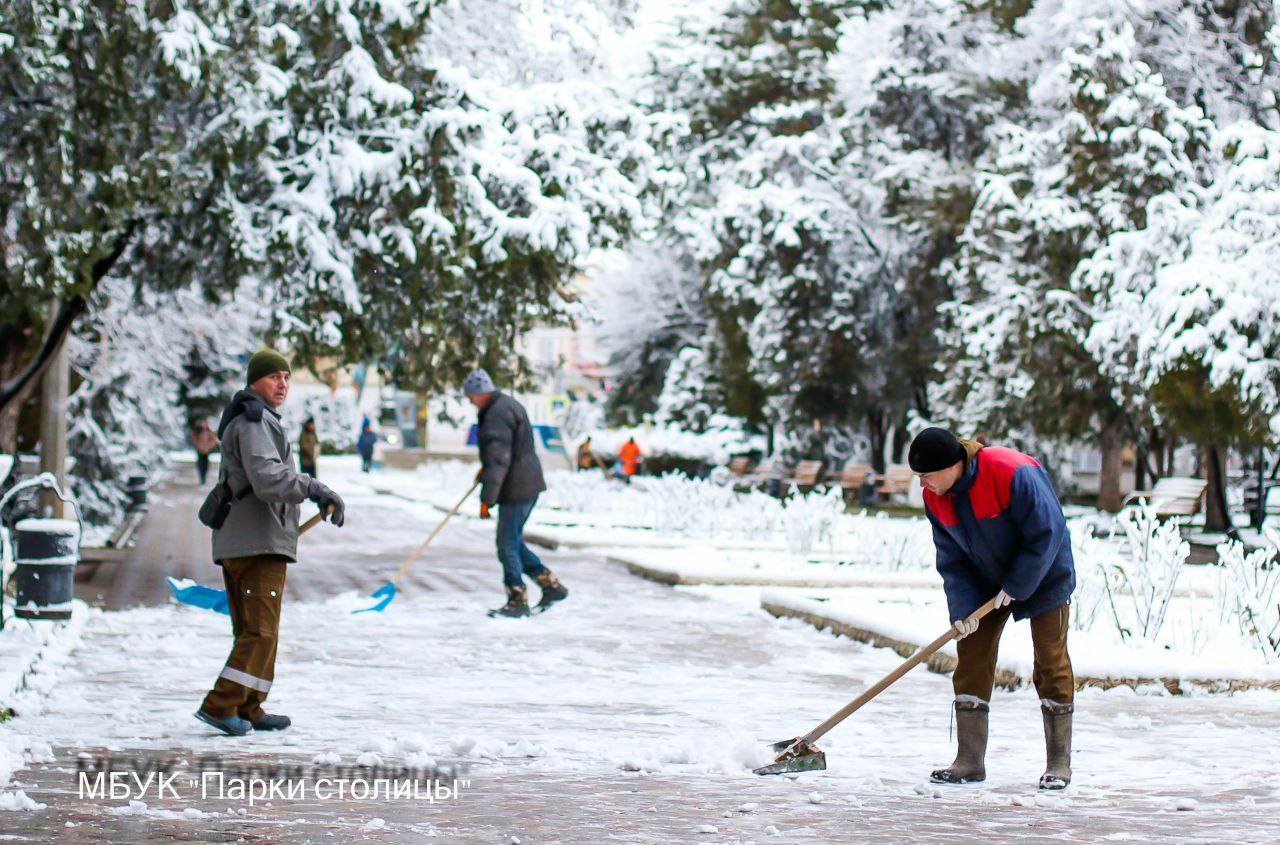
[
  {"left": 246, "top": 348, "right": 291, "bottom": 386},
  {"left": 908, "top": 427, "right": 967, "bottom": 473}
]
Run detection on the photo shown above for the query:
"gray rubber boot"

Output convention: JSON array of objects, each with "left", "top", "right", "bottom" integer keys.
[
  {"left": 930, "top": 699, "right": 989, "bottom": 784},
  {"left": 1039, "top": 700, "right": 1073, "bottom": 790}
]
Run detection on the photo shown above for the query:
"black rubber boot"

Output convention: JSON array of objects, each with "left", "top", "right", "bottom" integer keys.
[
  {"left": 931, "top": 699, "right": 989, "bottom": 784},
  {"left": 534, "top": 570, "right": 568, "bottom": 611},
  {"left": 251, "top": 713, "right": 291, "bottom": 731},
  {"left": 1039, "top": 700, "right": 1073, "bottom": 790},
  {"left": 489, "top": 585, "right": 531, "bottom": 618}
]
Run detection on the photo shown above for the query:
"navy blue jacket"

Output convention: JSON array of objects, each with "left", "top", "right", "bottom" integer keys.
[{"left": 924, "top": 446, "right": 1075, "bottom": 622}]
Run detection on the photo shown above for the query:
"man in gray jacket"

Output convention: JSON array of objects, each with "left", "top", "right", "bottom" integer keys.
[
  {"left": 465, "top": 369, "right": 568, "bottom": 617},
  {"left": 195, "top": 349, "right": 345, "bottom": 736}
]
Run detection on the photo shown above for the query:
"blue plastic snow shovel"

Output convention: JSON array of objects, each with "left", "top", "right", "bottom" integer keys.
[
  {"left": 167, "top": 577, "right": 232, "bottom": 614},
  {"left": 167, "top": 508, "right": 330, "bottom": 613},
  {"left": 353, "top": 480, "right": 479, "bottom": 614}
]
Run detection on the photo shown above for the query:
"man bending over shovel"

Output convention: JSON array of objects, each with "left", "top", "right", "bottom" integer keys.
[
  {"left": 195, "top": 349, "right": 345, "bottom": 736},
  {"left": 910, "top": 427, "right": 1076, "bottom": 790}
]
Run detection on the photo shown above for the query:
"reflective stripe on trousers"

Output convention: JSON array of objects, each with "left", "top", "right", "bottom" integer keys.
[{"left": 218, "top": 665, "right": 273, "bottom": 693}]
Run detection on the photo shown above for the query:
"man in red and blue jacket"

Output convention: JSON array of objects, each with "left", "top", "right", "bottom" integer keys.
[{"left": 910, "top": 427, "right": 1076, "bottom": 791}]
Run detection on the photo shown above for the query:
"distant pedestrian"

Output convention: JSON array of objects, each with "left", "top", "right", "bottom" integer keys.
[
  {"left": 299, "top": 417, "right": 319, "bottom": 478},
  {"left": 195, "top": 348, "right": 345, "bottom": 737},
  {"left": 465, "top": 368, "right": 568, "bottom": 618},
  {"left": 191, "top": 419, "right": 218, "bottom": 485},
  {"left": 616, "top": 437, "right": 642, "bottom": 483},
  {"left": 357, "top": 421, "right": 377, "bottom": 473},
  {"left": 576, "top": 436, "right": 596, "bottom": 472}
]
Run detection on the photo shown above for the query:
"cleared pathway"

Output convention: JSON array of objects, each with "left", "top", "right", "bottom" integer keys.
[{"left": 6, "top": 464, "right": 1279, "bottom": 843}]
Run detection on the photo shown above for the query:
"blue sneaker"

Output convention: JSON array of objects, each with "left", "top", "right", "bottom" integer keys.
[
  {"left": 195, "top": 709, "right": 252, "bottom": 736},
  {"left": 250, "top": 713, "right": 291, "bottom": 731}
]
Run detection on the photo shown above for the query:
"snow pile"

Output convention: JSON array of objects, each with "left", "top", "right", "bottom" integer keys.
[{"left": 0, "top": 599, "right": 91, "bottom": 802}]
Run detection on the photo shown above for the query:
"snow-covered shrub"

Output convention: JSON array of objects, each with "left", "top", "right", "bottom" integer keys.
[
  {"left": 1068, "top": 525, "right": 1112, "bottom": 633},
  {"left": 642, "top": 474, "right": 750, "bottom": 538},
  {"left": 779, "top": 487, "right": 842, "bottom": 557},
  {"left": 540, "top": 470, "right": 644, "bottom": 518},
  {"left": 839, "top": 512, "right": 934, "bottom": 572},
  {"left": 1094, "top": 505, "right": 1189, "bottom": 643},
  {"left": 1215, "top": 539, "right": 1280, "bottom": 663}
]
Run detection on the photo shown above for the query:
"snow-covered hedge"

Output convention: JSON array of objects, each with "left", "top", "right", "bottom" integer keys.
[
  {"left": 588, "top": 416, "right": 765, "bottom": 467},
  {"left": 540, "top": 468, "right": 1280, "bottom": 665}
]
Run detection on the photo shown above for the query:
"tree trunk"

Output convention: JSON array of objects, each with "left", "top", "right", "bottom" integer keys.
[
  {"left": 1097, "top": 424, "right": 1124, "bottom": 513},
  {"left": 890, "top": 419, "right": 911, "bottom": 466},
  {"left": 1133, "top": 448, "right": 1146, "bottom": 493},
  {"left": 866, "top": 411, "right": 887, "bottom": 474},
  {"left": 0, "top": 316, "right": 42, "bottom": 453},
  {"left": 1202, "top": 443, "right": 1232, "bottom": 533}
]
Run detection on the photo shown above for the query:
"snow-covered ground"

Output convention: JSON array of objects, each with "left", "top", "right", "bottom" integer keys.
[
  {"left": 2, "top": 459, "right": 1279, "bottom": 841},
  {"left": 356, "top": 461, "right": 1280, "bottom": 681}
]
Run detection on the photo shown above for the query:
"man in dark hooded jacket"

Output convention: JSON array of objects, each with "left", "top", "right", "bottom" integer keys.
[
  {"left": 464, "top": 368, "right": 568, "bottom": 617},
  {"left": 911, "top": 427, "right": 1076, "bottom": 791},
  {"left": 194, "top": 349, "right": 345, "bottom": 737}
]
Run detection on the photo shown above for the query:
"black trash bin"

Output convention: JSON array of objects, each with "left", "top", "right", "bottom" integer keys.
[
  {"left": 13, "top": 517, "right": 80, "bottom": 621},
  {"left": 126, "top": 476, "right": 148, "bottom": 510}
]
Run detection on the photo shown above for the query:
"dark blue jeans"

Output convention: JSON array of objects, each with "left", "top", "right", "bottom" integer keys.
[{"left": 496, "top": 496, "right": 547, "bottom": 587}]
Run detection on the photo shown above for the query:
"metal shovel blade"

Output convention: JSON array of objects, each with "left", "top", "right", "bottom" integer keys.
[
  {"left": 353, "top": 581, "right": 396, "bottom": 614},
  {"left": 753, "top": 738, "right": 827, "bottom": 776},
  {"left": 166, "top": 577, "right": 230, "bottom": 615}
]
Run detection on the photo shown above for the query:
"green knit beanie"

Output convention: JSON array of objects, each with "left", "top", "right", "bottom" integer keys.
[{"left": 246, "top": 348, "right": 291, "bottom": 386}]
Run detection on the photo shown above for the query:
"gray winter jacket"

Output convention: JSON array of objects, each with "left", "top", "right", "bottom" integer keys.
[
  {"left": 476, "top": 393, "right": 547, "bottom": 505},
  {"left": 211, "top": 389, "right": 312, "bottom": 563}
]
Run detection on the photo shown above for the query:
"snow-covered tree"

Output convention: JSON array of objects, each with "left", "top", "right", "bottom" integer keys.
[
  {"left": 0, "top": 0, "right": 660, "bottom": 448},
  {"left": 642, "top": 0, "right": 965, "bottom": 467},
  {"left": 942, "top": 16, "right": 1212, "bottom": 509},
  {"left": 0, "top": 0, "right": 261, "bottom": 445},
  {"left": 1082, "top": 121, "right": 1280, "bottom": 528},
  {"left": 591, "top": 240, "right": 708, "bottom": 424},
  {"left": 67, "top": 280, "right": 265, "bottom": 526}
]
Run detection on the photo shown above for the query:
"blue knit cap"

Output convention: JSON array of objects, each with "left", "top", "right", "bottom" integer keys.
[{"left": 463, "top": 369, "right": 496, "bottom": 395}]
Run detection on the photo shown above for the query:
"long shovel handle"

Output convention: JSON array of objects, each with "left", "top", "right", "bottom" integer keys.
[
  {"left": 799, "top": 595, "right": 1000, "bottom": 746},
  {"left": 387, "top": 479, "right": 480, "bottom": 586},
  {"left": 299, "top": 506, "right": 333, "bottom": 536}
]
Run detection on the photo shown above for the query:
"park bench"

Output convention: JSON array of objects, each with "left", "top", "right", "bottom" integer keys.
[
  {"left": 877, "top": 464, "right": 914, "bottom": 500},
  {"left": 836, "top": 462, "right": 872, "bottom": 490},
  {"left": 786, "top": 460, "right": 825, "bottom": 492},
  {"left": 1123, "top": 476, "right": 1207, "bottom": 517},
  {"left": 735, "top": 458, "right": 776, "bottom": 491}
]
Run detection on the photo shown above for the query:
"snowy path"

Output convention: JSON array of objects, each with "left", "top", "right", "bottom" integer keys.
[{"left": 4, "top": 471, "right": 1280, "bottom": 842}]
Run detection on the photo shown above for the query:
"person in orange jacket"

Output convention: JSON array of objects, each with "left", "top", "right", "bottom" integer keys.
[{"left": 617, "top": 437, "right": 642, "bottom": 484}]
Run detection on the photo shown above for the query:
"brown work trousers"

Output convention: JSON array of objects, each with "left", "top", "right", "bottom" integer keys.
[
  {"left": 953, "top": 601, "right": 1074, "bottom": 705},
  {"left": 200, "top": 555, "right": 287, "bottom": 721}
]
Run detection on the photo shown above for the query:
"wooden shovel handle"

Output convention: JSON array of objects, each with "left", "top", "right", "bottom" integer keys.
[
  {"left": 800, "top": 595, "right": 1000, "bottom": 745},
  {"left": 299, "top": 506, "right": 332, "bottom": 536},
  {"left": 386, "top": 480, "right": 480, "bottom": 585}
]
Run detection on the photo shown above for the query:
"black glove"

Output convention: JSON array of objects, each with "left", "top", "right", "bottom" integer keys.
[{"left": 307, "top": 479, "right": 345, "bottom": 527}]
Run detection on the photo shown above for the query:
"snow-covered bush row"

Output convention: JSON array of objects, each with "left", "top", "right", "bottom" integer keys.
[
  {"left": 539, "top": 467, "right": 1280, "bottom": 662},
  {"left": 588, "top": 419, "right": 765, "bottom": 466}
]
